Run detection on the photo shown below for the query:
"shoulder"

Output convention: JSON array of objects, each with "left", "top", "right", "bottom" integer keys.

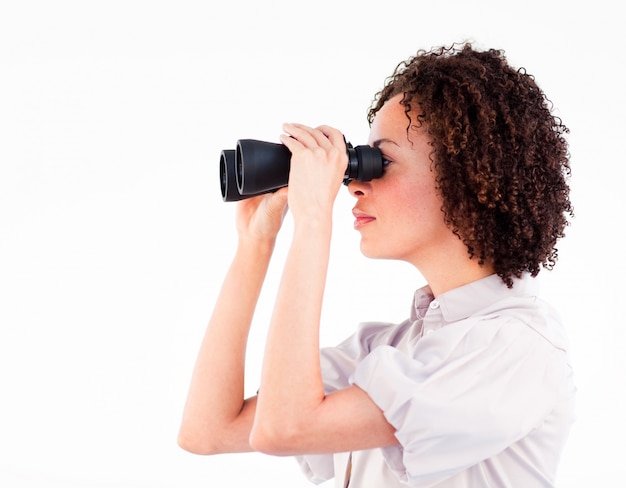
[
  {"left": 473, "top": 292, "right": 570, "bottom": 352},
  {"left": 328, "top": 318, "right": 414, "bottom": 357}
]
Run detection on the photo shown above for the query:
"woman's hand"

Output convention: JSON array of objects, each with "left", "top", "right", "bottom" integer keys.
[
  {"left": 235, "top": 187, "right": 289, "bottom": 243},
  {"left": 280, "top": 123, "right": 347, "bottom": 223}
]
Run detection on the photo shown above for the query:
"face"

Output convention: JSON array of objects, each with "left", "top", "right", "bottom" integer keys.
[{"left": 348, "top": 94, "right": 457, "bottom": 266}]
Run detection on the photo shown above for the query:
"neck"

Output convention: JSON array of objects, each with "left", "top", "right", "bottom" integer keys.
[
  {"left": 410, "top": 241, "right": 495, "bottom": 297},
  {"left": 426, "top": 261, "right": 495, "bottom": 297}
]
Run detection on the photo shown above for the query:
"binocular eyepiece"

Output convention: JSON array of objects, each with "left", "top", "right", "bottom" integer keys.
[{"left": 220, "top": 138, "right": 386, "bottom": 202}]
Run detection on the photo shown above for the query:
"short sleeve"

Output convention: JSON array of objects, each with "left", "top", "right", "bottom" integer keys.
[
  {"left": 350, "top": 318, "right": 567, "bottom": 486},
  {"left": 296, "top": 320, "right": 409, "bottom": 483},
  {"left": 294, "top": 453, "right": 335, "bottom": 485}
]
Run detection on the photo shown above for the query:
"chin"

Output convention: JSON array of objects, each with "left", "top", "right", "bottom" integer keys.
[{"left": 359, "top": 241, "right": 390, "bottom": 260}]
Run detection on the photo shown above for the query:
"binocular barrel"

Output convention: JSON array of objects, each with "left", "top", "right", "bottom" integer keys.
[{"left": 220, "top": 139, "right": 386, "bottom": 202}]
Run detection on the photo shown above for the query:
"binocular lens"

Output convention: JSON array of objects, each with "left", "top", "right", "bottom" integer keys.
[
  {"left": 220, "top": 149, "right": 246, "bottom": 202},
  {"left": 220, "top": 138, "right": 386, "bottom": 202}
]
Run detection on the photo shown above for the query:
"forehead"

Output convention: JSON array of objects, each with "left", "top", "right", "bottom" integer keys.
[
  {"left": 368, "top": 94, "right": 423, "bottom": 145},
  {"left": 373, "top": 94, "right": 406, "bottom": 122}
]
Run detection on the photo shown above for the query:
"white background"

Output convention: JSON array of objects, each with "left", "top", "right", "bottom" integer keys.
[{"left": 1, "top": 1, "right": 624, "bottom": 486}]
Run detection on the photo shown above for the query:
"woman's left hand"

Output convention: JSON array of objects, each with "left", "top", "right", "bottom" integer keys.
[{"left": 279, "top": 123, "right": 347, "bottom": 223}]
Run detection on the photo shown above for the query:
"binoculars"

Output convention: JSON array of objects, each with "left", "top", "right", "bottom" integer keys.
[{"left": 220, "top": 138, "right": 386, "bottom": 201}]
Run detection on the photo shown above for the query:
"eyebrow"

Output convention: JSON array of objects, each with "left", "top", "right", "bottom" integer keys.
[{"left": 372, "top": 138, "right": 400, "bottom": 148}]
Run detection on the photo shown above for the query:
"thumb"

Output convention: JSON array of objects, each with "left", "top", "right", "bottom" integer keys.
[{"left": 265, "top": 187, "right": 289, "bottom": 218}]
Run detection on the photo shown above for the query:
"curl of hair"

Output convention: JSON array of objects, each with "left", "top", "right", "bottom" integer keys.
[{"left": 368, "top": 43, "right": 573, "bottom": 287}]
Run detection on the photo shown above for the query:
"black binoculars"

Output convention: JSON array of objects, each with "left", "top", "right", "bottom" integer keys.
[{"left": 219, "top": 138, "right": 386, "bottom": 201}]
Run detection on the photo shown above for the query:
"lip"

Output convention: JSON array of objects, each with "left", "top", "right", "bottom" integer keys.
[{"left": 352, "top": 208, "right": 376, "bottom": 229}]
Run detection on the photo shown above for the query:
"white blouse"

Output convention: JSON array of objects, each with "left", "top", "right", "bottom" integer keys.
[{"left": 296, "top": 273, "right": 576, "bottom": 487}]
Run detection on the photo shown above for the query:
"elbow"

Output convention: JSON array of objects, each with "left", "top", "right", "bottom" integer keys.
[
  {"left": 177, "top": 430, "right": 212, "bottom": 455},
  {"left": 248, "top": 418, "right": 305, "bottom": 456},
  {"left": 177, "top": 426, "right": 225, "bottom": 455}
]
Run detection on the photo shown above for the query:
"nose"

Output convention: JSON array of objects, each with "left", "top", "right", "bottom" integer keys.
[{"left": 347, "top": 179, "right": 368, "bottom": 198}]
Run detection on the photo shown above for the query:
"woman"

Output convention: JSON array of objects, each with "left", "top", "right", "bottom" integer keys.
[{"left": 178, "top": 43, "right": 575, "bottom": 487}]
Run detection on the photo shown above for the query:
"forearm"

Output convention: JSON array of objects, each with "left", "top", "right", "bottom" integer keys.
[
  {"left": 251, "top": 219, "right": 331, "bottom": 449},
  {"left": 178, "top": 238, "right": 275, "bottom": 454}
]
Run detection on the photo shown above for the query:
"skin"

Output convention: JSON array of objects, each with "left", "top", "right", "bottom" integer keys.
[{"left": 177, "top": 94, "right": 494, "bottom": 457}]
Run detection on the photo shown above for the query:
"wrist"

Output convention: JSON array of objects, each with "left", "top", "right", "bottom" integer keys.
[
  {"left": 291, "top": 216, "right": 333, "bottom": 244},
  {"left": 291, "top": 205, "right": 334, "bottom": 230},
  {"left": 236, "top": 235, "right": 276, "bottom": 260}
]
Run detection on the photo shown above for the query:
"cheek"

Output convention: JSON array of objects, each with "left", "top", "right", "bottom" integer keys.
[{"left": 385, "top": 177, "right": 442, "bottom": 222}]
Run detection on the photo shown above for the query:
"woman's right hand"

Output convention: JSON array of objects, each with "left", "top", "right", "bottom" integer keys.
[{"left": 235, "top": 187, "right": 289, "bottom": 244}]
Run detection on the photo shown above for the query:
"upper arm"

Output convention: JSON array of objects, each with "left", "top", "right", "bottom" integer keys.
[{"left": 249, "top": 385, "right": 397, "bottom": 456}]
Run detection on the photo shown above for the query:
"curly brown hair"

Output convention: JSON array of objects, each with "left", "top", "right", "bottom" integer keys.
[{"left": 368, "top": 43, "right": 574, "bottom": 287}]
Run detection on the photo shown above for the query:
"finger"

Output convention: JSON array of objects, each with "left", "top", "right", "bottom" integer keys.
[
  {"left": 316, "top": 125, "right": 346, "bottom": 148},
  {"left": 264, "top": 187, "right": 289, "bottom": 217},
  {"left": 283, "top": 123, "right": 333, "bottom": 149},
  {"left": 279, "top": 133, "right": 303, "bottom": 152}
]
